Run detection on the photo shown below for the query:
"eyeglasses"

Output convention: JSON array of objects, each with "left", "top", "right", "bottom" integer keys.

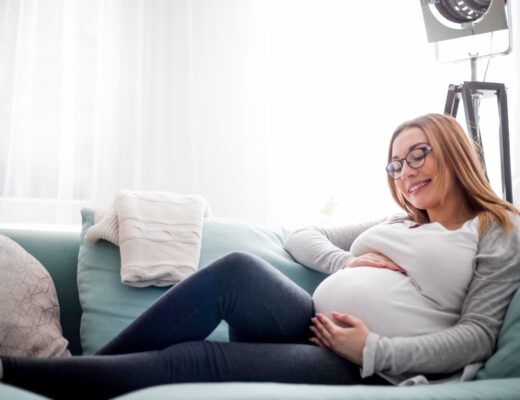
[{"left": 386, "top": 144, "right": 432, "bottom": 180}]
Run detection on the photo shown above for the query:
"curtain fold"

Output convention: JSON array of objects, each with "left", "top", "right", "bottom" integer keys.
[{"left": 1, "top": 0, "right": 519, "bottom": 227}]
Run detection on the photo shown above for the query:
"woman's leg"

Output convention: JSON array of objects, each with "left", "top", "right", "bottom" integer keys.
[
  {"left": 98, "top": 251, "right": 315, "bottom": 355},
  {"left": 2, "top": 341, "right": 388, "bottom": 399}
]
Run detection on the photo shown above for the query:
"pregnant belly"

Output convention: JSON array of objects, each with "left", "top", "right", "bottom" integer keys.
[{"left": 312, "top": 267, "right": 457, "bottom": 337}]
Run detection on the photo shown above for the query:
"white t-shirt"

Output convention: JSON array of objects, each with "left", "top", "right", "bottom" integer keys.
[{"left": 312, "top": 218, "right": 479, "bottom": 337}]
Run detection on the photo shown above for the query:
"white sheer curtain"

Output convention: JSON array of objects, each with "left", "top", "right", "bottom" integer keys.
[{"left": 1, "top": 0, "right": 519, "bottom": 228}]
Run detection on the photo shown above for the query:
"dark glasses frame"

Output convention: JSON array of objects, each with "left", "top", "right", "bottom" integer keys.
[{"left": 386, "top": 144, "right": 432, "bottom": 180}]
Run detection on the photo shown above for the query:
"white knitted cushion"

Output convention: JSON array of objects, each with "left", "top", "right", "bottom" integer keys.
[{"left": 0, "top": 234, "right": 70, "bottom": 357}]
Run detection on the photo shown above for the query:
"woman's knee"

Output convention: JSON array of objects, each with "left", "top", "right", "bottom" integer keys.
[
  {"left": 207, "top": 251, "right": 281, "bottom": 288},
  {"left": 212, "top": 251, "right": 271, "bottom": 274},
  {"left": 219, "top": 250, "right": 260, "bottom": 265}
]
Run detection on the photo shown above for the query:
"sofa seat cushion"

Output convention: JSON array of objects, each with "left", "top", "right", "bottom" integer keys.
[
  {"left": 110, "top": 379, "right": 520, "bottom": 400},
  {"left": 77, "top": 208, "right": 325, "bottom": 354},
  {"left": 0, "top": 234, "right": 70, "bottom": 358}
]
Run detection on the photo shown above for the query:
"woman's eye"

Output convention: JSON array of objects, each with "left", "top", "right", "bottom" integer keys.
[{"left": 410, "top": 151, "right": 425, "bottom": 161}]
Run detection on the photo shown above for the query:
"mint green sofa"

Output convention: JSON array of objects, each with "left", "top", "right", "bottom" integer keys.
[{"left": 1, "top": 213, "right": 519, "bottom": 399}]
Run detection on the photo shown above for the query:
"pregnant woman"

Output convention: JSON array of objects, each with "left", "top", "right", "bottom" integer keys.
[{"left": 1, "top": 113, "right": 519, "bottom": 399}]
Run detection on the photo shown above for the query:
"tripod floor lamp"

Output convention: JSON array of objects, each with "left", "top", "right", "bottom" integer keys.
[{"left": 420, "top": 0, "right": 513, "bottom": 203}]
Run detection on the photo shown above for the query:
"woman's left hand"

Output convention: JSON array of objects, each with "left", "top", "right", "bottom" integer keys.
[{"left": 309, "top": 312, "right": 369, "bottom": 366}]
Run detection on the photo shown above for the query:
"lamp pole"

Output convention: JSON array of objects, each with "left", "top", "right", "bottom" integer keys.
[
  {"left": 470, "top": 54, "right": 478, "bottom": 82},
  {"left": 468, "top": 54, "right": 486, "bottom": 180}
]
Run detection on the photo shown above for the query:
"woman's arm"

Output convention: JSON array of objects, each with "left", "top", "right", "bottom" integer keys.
[
  {"left": 283, "top": 218, "right": 384, "bottom": 274},
  {"left": 362, "top": 217, "right": 520, "bottom": 377}
]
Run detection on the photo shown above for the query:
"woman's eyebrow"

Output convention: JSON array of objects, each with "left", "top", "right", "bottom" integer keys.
[{"left": 392, "top": 142, "right": 430, "bottom": 160}]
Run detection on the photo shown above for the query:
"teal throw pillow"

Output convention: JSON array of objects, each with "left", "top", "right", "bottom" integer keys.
[
  {"left": 77, "top": 208, "right": 325, "bottom": 355},
  {"left": 476, "top": 288, "right": 520, "bottom": 379}
]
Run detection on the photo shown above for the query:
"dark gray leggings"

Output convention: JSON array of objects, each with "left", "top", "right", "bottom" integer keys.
[{"left": 2, "top": 252, "right": 388, "bottom": 399}]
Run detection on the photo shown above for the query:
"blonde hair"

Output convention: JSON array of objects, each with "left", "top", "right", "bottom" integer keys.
[{"left": 387, "top": 113, "right": 519, "bottom": 235}]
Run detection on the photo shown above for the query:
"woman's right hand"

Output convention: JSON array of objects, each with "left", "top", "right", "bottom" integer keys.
[{"left": 343, "top": 252, "right": 406, "bottom": 274}]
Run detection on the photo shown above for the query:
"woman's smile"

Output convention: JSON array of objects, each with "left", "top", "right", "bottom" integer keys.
[{"left": 407, "top": 179, "right": 432, "bottom": 195}]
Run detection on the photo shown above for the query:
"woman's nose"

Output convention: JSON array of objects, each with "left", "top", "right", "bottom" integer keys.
[{"left": 400, "top": 161, "right": 417, "bottom": 180}]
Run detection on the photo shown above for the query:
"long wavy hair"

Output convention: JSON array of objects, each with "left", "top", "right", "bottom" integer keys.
[{"left": 387, "top": 113, "right": 518, "bottom": 235}]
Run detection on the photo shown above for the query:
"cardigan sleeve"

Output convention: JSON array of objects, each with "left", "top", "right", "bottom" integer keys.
[{"left": 283, "top": 218, "right": 383, "bottom": 274}]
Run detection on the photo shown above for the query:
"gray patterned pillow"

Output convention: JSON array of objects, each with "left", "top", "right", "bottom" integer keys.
[{"left": 0, "top": 234, "right": 70, "bottom": 357}]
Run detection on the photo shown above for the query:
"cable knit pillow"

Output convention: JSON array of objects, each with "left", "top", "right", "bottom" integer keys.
[{"left": 0, "top": 234, "right": 70, "bottom": 357}]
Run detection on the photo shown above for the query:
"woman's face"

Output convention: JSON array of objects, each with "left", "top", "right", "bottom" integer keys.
[{"left": 391, "top": 127, "right": 446, "bottom": 211}]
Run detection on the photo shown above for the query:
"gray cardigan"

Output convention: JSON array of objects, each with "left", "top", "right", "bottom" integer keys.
[{"left": 283, "top": 214, "right": 520, "bottom": 384}]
